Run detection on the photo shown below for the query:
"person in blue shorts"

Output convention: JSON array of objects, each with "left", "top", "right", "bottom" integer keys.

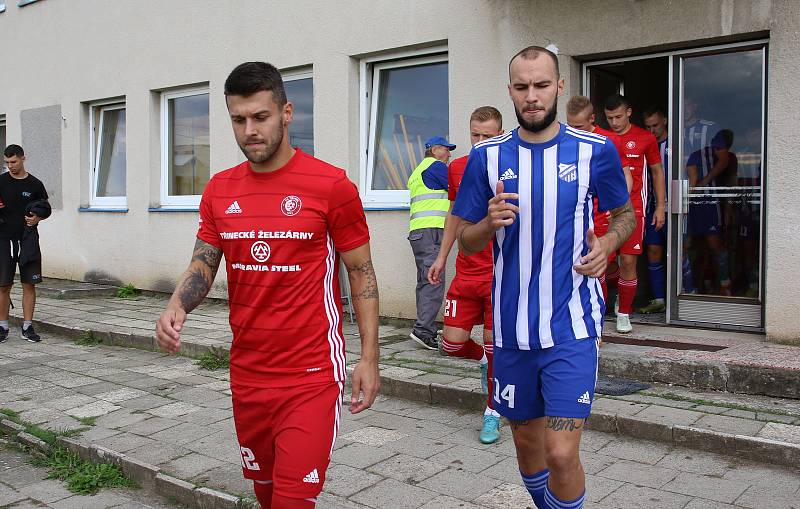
[
  {"left": 639, "top": 107, "right": 669, "bottom": 313},
  {"left": 452, "top": 46, "right": 635, "bottom": 509}
]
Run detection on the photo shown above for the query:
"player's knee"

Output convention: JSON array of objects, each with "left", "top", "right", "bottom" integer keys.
[
  {"left": 544, "top": 442, "right": 581, "bottom": 476},
  {"left": 271, "top": 493, "right": 316, "bottom": 509},
  {"left": 253, "top": 480, "right": 273, "bottom": 507}
]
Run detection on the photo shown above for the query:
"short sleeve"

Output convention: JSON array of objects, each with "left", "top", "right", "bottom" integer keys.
[
  {"left": 645, "top": 134, "right": 662, "bottom": 165},
  {"left": 197, "top": 180, "right": 221, "bottom": 248},
  {"left": 421, "top": 160, "right": 449, "bottom": 191},
  {"left": 590, "top": 142, "right": 629, "bottom": 212},
  {"left": 37, "top": 180, "right": 49, "bottom": 201},
  {"left": 328, "top": 174, "right": 370, "bottom": 253},
  {"left": 452, "top": 147, "right": 492, "bottom": 224}
]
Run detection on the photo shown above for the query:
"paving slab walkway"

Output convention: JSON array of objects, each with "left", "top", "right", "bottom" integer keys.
[{"left": 2, "top": 332, "right": 800, "bottom": 508}]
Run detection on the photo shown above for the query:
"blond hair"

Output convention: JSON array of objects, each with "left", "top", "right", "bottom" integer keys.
[{"left": 566, "top": 95, "right": 593, "bottom": 117}]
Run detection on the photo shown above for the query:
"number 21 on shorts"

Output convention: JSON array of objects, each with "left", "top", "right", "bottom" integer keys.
[
  {"left": 493, "top": 380, "right": 515, "bottom": 409},
  {"left": 444, "top": 299, "right": 457, "bottom": 318}
]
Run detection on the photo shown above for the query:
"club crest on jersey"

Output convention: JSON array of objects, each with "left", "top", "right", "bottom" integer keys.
[
  {"left": 558, "top": 163, "right": 577, "bottom": 183},
  {"left": 281, "top": 195, "right": 302, "bottom": 216},
  {"left": 626, "top": 140, "right": 636, "bottom": 149},
  {"left": 251, "top": 241, "right": 271, "bottom": 263}
]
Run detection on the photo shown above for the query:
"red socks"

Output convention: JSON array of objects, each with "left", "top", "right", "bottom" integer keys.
[
  {"left": 441, "top": 337, "right": 485, "bottom": 361},
  {"left": 618, "top": 278, "right": 638, "bottom": 315}
]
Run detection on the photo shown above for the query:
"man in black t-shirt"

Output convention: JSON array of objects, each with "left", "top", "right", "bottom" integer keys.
[{"left": 0, "top": 145, "right": 49, "bottom": 343}]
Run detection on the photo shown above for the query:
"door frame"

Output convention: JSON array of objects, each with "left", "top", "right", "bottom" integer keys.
[{"left": 582, "top": 39, "right": 768, "bottom": 331}]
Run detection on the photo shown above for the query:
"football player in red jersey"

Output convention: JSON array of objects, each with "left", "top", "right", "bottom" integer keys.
[
  {"left": 566, "top": 95, "right": 632, "bottom": 306},
  {"left": 428, "top": 106, "right": 503, "bottom": 444},
  {"left": 156, "top": 62, "right": 379, "bottom": 509},
  {"left": 604, "top": 94, "right": 666, "bottom": 334}
]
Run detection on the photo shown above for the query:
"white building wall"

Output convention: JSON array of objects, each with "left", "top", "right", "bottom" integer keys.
[{"left": 1, "top": 0, "right": 796, "bottom": 340}]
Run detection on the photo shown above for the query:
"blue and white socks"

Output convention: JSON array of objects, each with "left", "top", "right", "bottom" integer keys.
[{"left": 521, "top": 469, "right": 585, "bottom": 509}]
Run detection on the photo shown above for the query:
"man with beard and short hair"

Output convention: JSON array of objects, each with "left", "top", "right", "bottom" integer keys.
[
  {"left": 156, "top": 62, "right": 380, "bottom": 509},
  {"left": 603, "top": 94, "right": 666, "bottom": 333},
  {"left": 452, "top": 46, "right": 635, "bottom": 509}
]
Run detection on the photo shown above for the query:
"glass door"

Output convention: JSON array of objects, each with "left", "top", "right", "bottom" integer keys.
[{"left": 671, "top": 46, "right": 766, "bottom": 328}]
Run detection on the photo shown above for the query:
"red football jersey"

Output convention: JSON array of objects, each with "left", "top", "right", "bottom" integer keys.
[
  {"left": 608, "top": 125, "right": 661, "bottom": 216},
  {"left": 590, "top": 126, "right": 617, "bottom": 234},
  {"left": 197, "top": 150, "right": 370, "bottom": 388},
  {"left": 448, "top": 156, "right": 493, "bottom": 282}
]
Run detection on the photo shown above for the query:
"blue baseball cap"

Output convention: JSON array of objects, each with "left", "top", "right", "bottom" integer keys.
[{"left": 424, "top": 136, "right": 456, "bottom": 150}]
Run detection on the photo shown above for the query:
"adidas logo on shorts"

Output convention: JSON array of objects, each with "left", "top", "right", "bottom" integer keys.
[
  {"left": 225, "top": 201, "right": 243, "bottom": 214},
  {"left": 303, "top": 468, "right": 320, "bottom": 484},
  {"left": 499, "top": 168, "right": 517, "bottom": 181},
  {"left": 577, "top": 391, "right": 591, "bottom": 405}
]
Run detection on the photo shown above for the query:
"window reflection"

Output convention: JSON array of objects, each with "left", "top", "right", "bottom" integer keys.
[
  {"left": 285, "top": 78, "right": 314, "bottom": 156},
  {"left": 169, "top": 94, "right": 210, "bottom": 196},
  {"left": 96, "top": 108, "right": 126, "bottom": 197},
  {"left": 681, "top": 49, "right": 763, "bottom": 299},
  {"left": 371, "top": 62, "right": 448, "bottom": 191}
]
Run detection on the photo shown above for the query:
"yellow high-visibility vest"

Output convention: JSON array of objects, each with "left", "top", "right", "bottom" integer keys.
[{"left": 407, "top": 157, "right": 449, "bottom": 232}]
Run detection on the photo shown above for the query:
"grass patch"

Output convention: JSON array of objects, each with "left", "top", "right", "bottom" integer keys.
[
  {"left": 1, "top": 409, "right": 132, "bottom": 495},
  {"left": 33, "top": 447, "right": 135, "bottom": 495},
  {"left": 76, "top": 416, "right": 97, "bottom": 426},
  {"left": 115, "top": 283, "right": 141, "bottom": 298},
  {"left": 196, "top": 347, "right": 230, "bottom": 371},
  {"left": 75, "top": 330, "right": 101, "bottom": 347}
]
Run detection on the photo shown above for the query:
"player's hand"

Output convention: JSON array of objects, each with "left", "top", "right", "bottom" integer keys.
[
  {"left": 25, "top": 214, "right": 41, "bottom": 227},
  {"left": 155, "top": 306, "right": 186, "bottom": 354},
  {"left": 653, "top": 205, "right": 666, "bottom": 231},
  {"left": 350, "top": 359, "right": 380, "bottom": 414},
  {"left": 574, "top": 229, "right": 609, "bottom": 277},
  {"left": 487, "top": 181, "right": 519, "bottom": 231},
  {"left": 427, "top": 256, "right": 446, "bottom": 285}
]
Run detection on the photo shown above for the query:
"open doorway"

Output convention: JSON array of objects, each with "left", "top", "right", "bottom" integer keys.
[{"left": 586, "top": 56, "right": 669, "bottom": 325}]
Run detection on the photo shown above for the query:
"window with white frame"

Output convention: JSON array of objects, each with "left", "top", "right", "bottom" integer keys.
[
  {"left": 283, "top": 70, "right": 314, "bottom": 156},
  {"left": 89, "top": 101, "right": 126, "bottom": 208},
  {"left": 161, "top": 87, "right": 210, "bottom": 208},
  {"left": 360, "top": 50, "right": 449, "bottom": 208}
]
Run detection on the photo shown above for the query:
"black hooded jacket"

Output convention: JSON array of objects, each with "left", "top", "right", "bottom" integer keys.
[{"left": 18, "top": 199, "right": 52, "bottom": 267}]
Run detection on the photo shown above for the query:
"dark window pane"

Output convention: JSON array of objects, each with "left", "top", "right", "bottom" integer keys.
[
  {"left": 169, "top": 93, "right": 210, "bottom": 196},
  {"left": 285, "top": 78, "right": 314, "bottom": 156}
]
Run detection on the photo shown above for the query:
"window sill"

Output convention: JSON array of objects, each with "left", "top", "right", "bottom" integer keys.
[
  {"left": 363, "top": 206, "right": 410, "bottom": 211},
  {"left": 78, "top": 207, "right": 128, "bottom": 213},
  {"left": 148, "top": 207, "right": 199, "bottom": 213}
]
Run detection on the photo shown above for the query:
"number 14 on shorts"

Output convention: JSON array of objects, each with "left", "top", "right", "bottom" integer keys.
[{"left": 493, "top": 380, "right": 515, "bottom": 409}]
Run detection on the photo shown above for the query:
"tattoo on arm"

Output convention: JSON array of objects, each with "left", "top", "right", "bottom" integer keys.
[
  {"left": 177, "top": 239, "right": 223, "bottom": 313},
  {"left": 346, "top": 259, "right": 379, "bottom": 300},
  {"left": 545, "top": 417, "right": 584, "bottom": 432},
  {"left": 509, "top": 419, "right": 532, "bottom": 430},
  {"left": 606, "top": 200, "right": 636, "bottom": 252}
]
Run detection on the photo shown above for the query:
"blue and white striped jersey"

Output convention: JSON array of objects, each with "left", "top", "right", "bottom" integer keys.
[{"left": 452, "top": 125, "right": 628, "bottom": 350}]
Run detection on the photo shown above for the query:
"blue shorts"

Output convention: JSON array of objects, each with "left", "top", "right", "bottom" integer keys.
[
  {"left": 644, "top": 210, "right": 667, "bottom": 246},
  {"left": 492, "top": 338, "right": 600, "bottom": 420},
  {"left": 688, "top": 202, "right": 721, "bottom": 237}
]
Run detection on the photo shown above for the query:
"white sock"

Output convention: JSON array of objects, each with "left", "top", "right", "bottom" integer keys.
[
  {"left": 484, "top": 407, "right": 500, "bottom": 417},
  {"left": 0, "top": 320, "right": 7, "bottom": 331},
  {"left": 23, "top": 320, "right": 32, "bottom": 330}
]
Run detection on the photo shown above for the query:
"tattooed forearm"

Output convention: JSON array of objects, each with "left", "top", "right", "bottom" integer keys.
[
  {"left": 177, "top": 267, "right": 212, "bottom": 313},
  {"left": 605, "top": 200, "right": 636, "bottom": 252},
  {"left": 346, "top": 259, "right": 379, "bottom": 300},
  {"left": 175, "top": 239, "right": 222, "bottom": 313},
  {"left": 545, "top": 417, "right": 584, "bottom": 432},
  {"left": 191, "top": 239, "right": 223, "bottom": 274}
]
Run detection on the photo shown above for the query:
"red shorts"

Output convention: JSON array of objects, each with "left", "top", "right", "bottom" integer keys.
[
  {"left": 232, "top": 381, "right": 343, "bottom": 499},
  {"left": 619, "top": 215, "right": 645, "bottom": 255},
  {"left": 444, "top": 277, "right": 493, "bottom": 332}
]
